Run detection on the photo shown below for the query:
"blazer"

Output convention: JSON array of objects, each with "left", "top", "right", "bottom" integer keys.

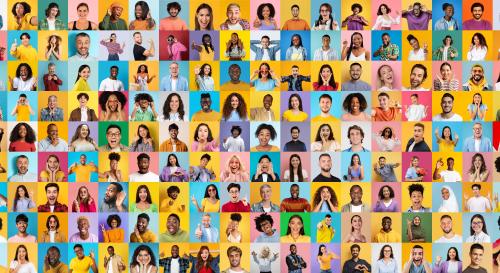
[
  {"left": 250, "top": 107, "right": 276, "bottom": 121},
  {"left": 40, "top": 230, "right": 67, "bottom": 242},
  {"left": 69, "top": 108, "right": 98, "bottom": 121},
  {"left": 463, "top": 136, "right": 493, "bottom": 152}
]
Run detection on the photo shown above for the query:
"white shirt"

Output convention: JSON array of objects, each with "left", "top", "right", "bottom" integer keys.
[
  {"left": 442, "top": 46, "right": 449, "bottom": 61},
  {"left": 495, "top": 82, "right": 500, "bottom": 91},
  {"left": 227, "top": 23, "right": 243, "bottom": 30},
  {"left": 129, "top": 171, "right": 159, "bottom": 182},
  {"left": 467, "top": 196, "right": 491, "bottom": 212},
  {"left": 433, "top": 113, "right": 463, "bottom": 121},
  {"left": 408, "top": 48, "right": 426, "bottom": 61},
  {"left": 439, "top": 170, "right": 461, "bottom": 182},
  {"left": 47, "top": 18, "right": 56, "bottom": 30},
  {"left": 49, "top": 230, "right": 56, "bottom": 242},
  {"left": 9, "top": 172, "right": 37, "bottom": 182},
  {"left": 261, "top": 49, "right": 270, "bottom": 61},
  {"left": 80, "top": 107, "right": 88, "bottom": 121},
  {"left": 467, "top": 46, "right": 487, "bottom": 61},
  {"left": 222, "top": 136, "right": 245, "bottom": 152},
  {"left": 171, "top": 78, "right": 177, "bottom": 91},
  {"left": 170, "top": 258, "right": 180, "bottom": 273},
  {"left": 474, "top": 139, "right": 480, "bottom": 152},
  {"left": 99, "top": 78, "right": 124, "bottom": 91},
  {"left": 351, "top": 204, "right": 362, "bottom": 212},
  {"left": 13, "top": 77, "right": 35, "bottom": 91},
  {"left": 107, "top": 256, "right": 114, "bottom": 273},
  {"left": 68, "top": 53, "right": 98, "bottom": 61},
  {"left": 447, "top": 261, "right": 458, "bottom": 273},
  {"left": 465, "top": 231, "right": 491, "bottom": 243},
  {"left": 435, "top": 234, "right": 462, "bottom": 243},
  {"left": 9, "top": 262, "right": 36, "bottom": 273},
  {"left": 406, "top": 104, "right": 426, "bottom": 121}
]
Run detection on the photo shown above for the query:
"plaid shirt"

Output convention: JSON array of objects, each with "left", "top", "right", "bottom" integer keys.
[
  {"left": 159, "top": 257, "right": 190, "bottom": 273},
  {"left": 38, "top": 201, "right": 68, "bottom": 212},
  {"left": 39, "top": 18, "right": 66, "bottom": 30},
  {"left": 378, "top": 43, "right": 400, "bottom": 60}
]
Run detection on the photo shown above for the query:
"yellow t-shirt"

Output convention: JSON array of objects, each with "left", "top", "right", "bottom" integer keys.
[
  {"left": 130, "top": 230, "right": 157, "bottom": 243},
  {"left": 70, "top": 164, "right": 97, "bottom": 182},
  {"left": 220, "top": 81, "right": 251, "bottom": 91},
  {"left": 199, "top": 47, "right": 215, "bottom": 61},
  {"left": 311, "top": 115, "right": 339, "bottom": 123},
  {"left": 281, "top": 234, "right": 310, "bottom": 243},
  {"left": 9, "top": 13, "right": 37, "bottom": 30},
  {"left": 16, "top": 105, "right": 30, "bottom": 121},
  {"left": 250, "top": 145, "right": 280, "bottom": 152},
  {"left": 46, "top": 262, "right": 68, "bottom": 273},
  {"left": 72, "top": 78, "right": 92, "bottom": 91},
  {"left": 282, "top": 110, "right": 308, "bottom": 122},
  {"left": 438, "top": 140, "right": 455, "bottom": 153},
  {"left": 40, "top": 170, "right": 65, "bottom": 181},
  {"left": 160, "top": 197, "right": 184, "bottom": 212},
  {"left": 69, "top": 256, "right": 93, "bottom": 273},
  {"left": 10, "top": 45, "right": 38, "bottom": 62},
  {"left": 319, "top": 253, "right": 335, "bottom": 270},
  {"left": 316, "top": 221, "right": 335, "bottom": 242},
  {"left": 201, "top": 198, "right": 220, "bottom": 212},
  {"left": 375, "top": 229, "right": 401, "bottom": 243},
  {"left": 192, "top": 110, "right": 221, "bottom": 121}
]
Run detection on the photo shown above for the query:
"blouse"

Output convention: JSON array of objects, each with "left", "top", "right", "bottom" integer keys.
[
  {"left": 372, "top": 15, "right": 400, "bottom": 30},
  {"left": 195, "top": 76, "right": 215, "bottom": 91},
  {"left": 376, "top": 259, "right": 398, "bottom": 273},
  {"left": 72, "top": 78, "right": 92, "bottom": 91},
  {"left": 9, "top": 262, "right": 36, "bottom": 273},
  {"left": 13, "top": 198, "right": 36, "bottom": 212},
  {"left": 129, "top": 141, "right": 155, "bottom": 152},
  {"left": 373, "top": 199, "right": 399, "bottom": 212},
  {"left": 282, "top": 110, "right": 308, "bottom": 122},
  {"left": 408, "top": 48, "right": 426, "bottom": 61},
  {"left": 467, "top": 46, "right": 487, "bottom": 61},
  {"left": 467, "top": 104, "right": 487, "bottom": 121},
  {"left": 201, "top": 198, "right": 220, "bottom": 212},
  {"left": 9, "top": 141, "right": 36, "bottom": 152},
  {"left": 409, "top": 225, "right": 425, "bottom": 241},
  {"left": 192, "top": 140, "right": 219, "bottom": 152},
  {"left": 130, "top": 203, "right": 158, "bottom": 213}
]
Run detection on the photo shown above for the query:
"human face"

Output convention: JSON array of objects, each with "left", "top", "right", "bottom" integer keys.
[
  {"left": 445, "top": 37, "right": 452, "bottom": 46},
  {"left": 15, "top": 3, "right": 25, "bottom": 16},
  {"left": 291, "top": 67, "right": 299, "bottom": 76},
  {"left": 470, "top": 249, "right": 483, "bottom": 266},
  {"left": 382, "top": 187, "right": 391, "bottom": 199},
  {"left": 138, "top": 188, "right": 148, "bottom": 202},
  {"left": 203, "top": 65, "right": 211, "bottom": 76},
  {"left": 410, "top": 67, "right": 425, "bottom": 88},
  {"left": 17, "top": 187, "right": 26, "bottom": 197},
  {"left": 200, "top": 97, "right": 211, "bottom": 111},
  {"left": 48, "top": 248, "right": 60, "bottom": 265},
  {"left": 290, "top": 156, "right": 300, "bottom": 168},
  {"left": 290, "top": 185, "right": 299, "bottom": 198},
  {"left": 17, "top": 247, "right": 27, "bottom": 261},
  {"left": 263, "top": 96, "right": 273, "bottom": 110},
  {"left": 413, "top": 126, "right": 424, "bottom": 141},
  {"left": 227, "top": 6, "right": 240, "bottom": 25},
  {"left": 48, "top": 96, "right": 57, "bottom": 108},
  {"left": 291, "top": 128, "right": 299, "bottom": 140},
  {"left": 139, "top": 99, "right": 149, "bottom": 110},
  {"left": 207, "top": 186, "right": 217, "bottom": 198},
  {"left": 472, "top": 186, "right": 480, "bottom": 197},
  {"left": 262, "top": 6, "right": 270, "bottom": 18},
  {"left": 379, "top": 158, "right": 386, "bottom": 167},
  {"left": 197, "top": 8, "right": 211, "bottom": 30},
  {"left": 171, "top": 246, "right": 179, "bottom": 258},
  {"left": 168, "top": 95, "right": 180, "bottom": 112},
  {"left": 169, "top": 63, "right": 179, "bottom": 77},
  {"left": 288, "top": 217, "right": 303, "bottom": 235},
  {"left": 471, "top": 217, "right": 484, "bottom": 233},
  {"left": 473, "top": 94, "right": 481, "bottom": 104},
  {"left": 319, "top": 156, "right": 332, "bottom": 172},
  {"left": 21, "top": 35, "right": 30, "bottom": 46},
  {"left": 325, "top": 217, "right": 332, "bottom": 226},
  {"left": 138, "top": 158, "right": 150, "bottom": 172},
  {"left": 48, "top": 125, "right": 58, "bottom": 141},
  {"left": 138, "top": 127, "right": 148, "bottom": 139},
  {"left": 133, "top": 33, "right": 142, "bottom": 44},
  {"left": 48, "top": 65, "right": 56, "bottom": 75},
  {"left": 472, "top": 6, "right": 483, "bottom": 20},
  {"left": 79, "top": 67, "right": 90, "bottom": 80},
  {"left": 448, "top": 249, "right": 456, "bottom": 260},
  {"left": 104, "top": 184, "right": 118, "bottom": 201},
  {"left": 16, "top": 220, "right": 27, "bottom": 233},
  {"left": 229, "top": 187, "right": 240, "bottom": 202},
  {"left": 197, "top": 125, "right": 209, "bottom": 142},
  {"left": 107, "top": 94, "right": 119, "bottom": 111},
  {"left": 349, "top": 97, "right": 361, "bottom": 114},
  {"left": 46, "top": 186, "right": 59, "bottom": 203},
  {"left": 382, "top": 35, "right": 390, "bottom": 46},
  {"left": 137, "top": 250, "right": 151, "bottom": 264},
  {"left": 169, "top": 128, "right": 178, "bottom": 139},
  {"left": 229, "top": 66, "right": 241, "bottom": 81},
  {"left": 321, "top": 67, "right": 332, "bottom": 82},
  {"left": 260, "top": 65, "right": 270, "bottom": 78},
  {"left": 16, "top": 157, "right": 29, "bottom": 174},
  {"left": 259, "top": 219, "right": 273, "bottom": 235},
  {"left": 351, "top": 216, "right": 362, "bottom": 230},
  {"left": 320, "top": 187, "right": 331, "bottom": 200},
  {"left": 79, "top": 125, "right": 89, "bottom": 138},
  {"left": 441, "top": 96, "right": 453, "bottom": 113},
  {"left": 412, "top": 5, "right": 421, "bottom": 16},
  {"left": 229, "top": 251, "right": 241, "bottom": 267},
  {"left": 413, "top": 216, "right": 421, "bottom": 226},
  {"left": 349, "top": 129, "right": 363, "bottom": 145},
  {"left": 290, "top": 245, "right": 297, "bottom": 254},
  {"left": 200, "top": 249, "right": 209, "bottom": 261},
  {"left": 322, "top": 36, "right": 330, "bottom": 47},
  {"left": 291, "top": 7, "right": 299, "bottom": 18},
  {"left": 77, "top": 219, "right": 89, "bottom": 236},
  {"left": 77, "top": 5, "right": 89, "bottom": 18},
  {"left": 110, "top": 219, "right": 118, "bottom": 228},
  {"left": 351, "top": 247, "right": 360, "bottom": 258},
  {"left": 379, "top": 66, "right": 393, "bottom": 84},
  {"left": 473, "top": 35, "right": 480, "bottom": 46},
  {"left": 48, "top": 216, "right": 58, "bottom": 231},
  {"left": 79, "top": 187, "right": 89, "bottom": 199},
  {"left": 472, "top": 124, "right": 482, "bottom": 138},
  {"left": 444, "top": 6, "right": 454, "bottom": 17},
  {"left": 349, "top": 65, "right": 361, "bottom": 80},
  {"left": 441, "top": 188, "right": 450, "bottom": 200},
  {"left": 443, "top": 128, "right": 452, "bottom": 138},
  {"left": 382, "top": 218, "right": 392, "bottom": 231},
  {"left": 76, "top": 36, "right": 90, "bottom": 56},
  {"left": 411, "top": 191, "right": 423, "bottom": 208},
  {"left": 409, "top": 39, "right": 419, "bottom": 49},
  {"left": 230, "top": 95, "right": 239, "bottom": 109},
  {"left": 106, "top": 128, "right": 122, "bottom": 148},
  {"left": 352, "top": 34, "right": 363, "bottom": 48},
  {"left": 471, "top": 66, "right": 484, "bottom": 82},
  {"left": 383, "top": 128, "right": 391, "bottom": 138},
  {"left": 111, "top": 6, "right": 122, "bottom": 18},
  {"left": 110, "top": 67, "right": 118, "bottom": 78},
  {"left": 260, "top": 186, "right": 272, "bottom": 201},
  {"left": 135, "top": 4, "right": 144, "bottom": 19},
  {"left": 107, "top": 247, "right": 114, "bottom": 256},
  {"left": 200, "top": 158, "right": 209, "bottom": 168},
  {"left": 440, "top": 65, "right": 452, "bottom": 80},
  {"left": 19, "top": 65, "right": 29, "bottom": 80},
  {"left": 169, "top": 7, "right": 179, "bottom": 17},
  {"left": 74, "top": 247, "right": 85, "bottom": 259},
  {"left": 350, "top": 187, "right": 362, "bottom": 203},
  {"left": 258, "top": 129, "right": 271, "bottom": 146},
  {"left": 378, "top": 95, "right": 389, "bottom": 109},
  {"left": 229, "top": 157, "right": 240, "bottom": 172},
  {"left": 137, "top": 217, "right": 148, "bottom": 233},
  {"left": 260, "top": 38, "right": 270, "bottom": 49},
  {"left": 290, "top": 96, "right": 300, "bottom": 110},
  {"left": 440, "top": 217, "right": 452, "bottom": 234},
  {"left": 320, "top": 5, "right": 330, "bottom": 19},
  {"left": 412, "top": 248, "right": 423, "bottom": 262},
  {"left": 473, "top": 155, "right": 483, "bottom": 169},
  {"left": 201, "top": 215, "right": 211, "bottom": 227},
  {"left": 446, "top": 158, "right": 454, "bottom": 169},
  {"left": 79, "top": 155, "right": 87, "bottom": 165},
  {"left": 18, "top": 124, "right": 27, "bottom": 138},
  {"left": 411, "top": 157, "right": 420, "bottom": 167},
  {"left": 167, "top": 215, "right": 180, "bottom": 234},
  {"left": 320, "top": 125, "right": 331, "bottom": 139},
  {"left": 78, "top": 95, "right": 88, "bottom": 108},
  {"left": 292, "top": 36, "right": 300, "bottom": 46}
]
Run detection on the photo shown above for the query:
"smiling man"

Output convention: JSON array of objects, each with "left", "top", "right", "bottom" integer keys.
[
  {"left": 159, "top": 213, "right": 189, "bottom": 242},
  {"left": 99, "top": 66, "right": 124, "bottom": 91},
  {"left": 191, "top": 93, "right": 221, "bottom": 121},
  {"left": 432, "top": 93, "right": 463, "bottom": 121},
  {"left": 250, "top": 94, "right": 276, "bottom": 121},
  {"left": 99, "top": 124, "right": 129, "bottom": 152},
  {"left": 44, "top": 246, "right": 68, "bottom": 273},
  {"left": 221, "top": 246, "right": 249, "bottom": 273},
  {"left": 69, "top": 32, "right": 97, "bottom": 61},
  {"left": 130, "top": 213, "right": 156, "bottom": 242},
  {"left": 99, "top": 2, "right": 128, "bottom": 30},
  {"left": 38, "top": 183, "right": 68, "bottom": 212},
  {"left": 39, "top": 123, "right": 68, "bottom": 151},
  {"left": 8, "top": 214, "right": 37, "bottom": 242},
  {"left": 221, "top": 64, "right": 250, "bottom": 91},
  {"left": 405, "top": 64, "right": 429, "bottom": 91},
  {"left": 69, "top": 216, "right": 98, "bottom": 242}
]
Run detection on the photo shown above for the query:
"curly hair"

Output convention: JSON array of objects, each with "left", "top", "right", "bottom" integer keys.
[
  {"left": 342, "top": 93, "right": 367, "bottom": 113},
  {"left": 46, "top": 35, "right": 62, "bottom": 53},
  {"left": 378, "top": 185, "right": 395, "bottom": 200},
  {"left": 312, "top": 186, "right": 338, "bottom": 210},
  {"left": 255, "top": 124, "right": 277, "bottom": 140},
  {"left": 257, "top": 3, "right": 275, "bottom": 20},
  {"left": 99, "top": 91, "right": 127, "bottom": 111},
  {"left": 222, "top": 93, "right": 247, "bottom": 120},
  {"left": 10, "top": 122, "right": 36, "bottom": 143},
  {"left": 471, "top": 33, "right": 487, "bottom": 48},
  {"left": 254, "top": 213, "right": 274, "bottom": 232},
  {"left": 12, "top": 2, "right": 31, "bottom": 16},
  {"left": 15, "top": 63, "right": 33, "bottom": 79},
  {"left": 134, "top": 93, "right": 153, "bottom": 103},
  {"left": 106, "top": 214, "right": 121, "bottom": 227},
  {"left": 468, "top": 153, "right": 487, "bottom": 175},
  {"left": 162, "top": 93, "right": 185, "bottom": 120},
  {"left": 198, "top": 63, "right": 212, "bottom": 77}
]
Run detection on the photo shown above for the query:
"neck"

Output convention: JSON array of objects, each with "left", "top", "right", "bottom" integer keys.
[
  {"left": 444, "top": 232, "right": 455, "bottom": 238},
  {"left": 351, "top": 200, "right": 362, "bottom": 205},
  {"left": 231, "top": 79, "right": 240, "bottom": 84}
]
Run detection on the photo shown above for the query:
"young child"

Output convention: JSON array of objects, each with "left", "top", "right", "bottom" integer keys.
[
  {"left": 11, "top": 94, "right": 34, "bottom": 121},
  {"left": 222, "top": 125, "right": 245, "bottom": 152}
]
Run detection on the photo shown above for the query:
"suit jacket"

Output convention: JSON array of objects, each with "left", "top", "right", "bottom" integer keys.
[
  {"left": 250, "top": 107, "right": 275, "bottom": 121},
  {"left": 69, "top": 108, "right": 98, "bottom": 121}
]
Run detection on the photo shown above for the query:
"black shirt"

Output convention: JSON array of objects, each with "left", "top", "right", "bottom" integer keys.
[
  {"left": 133, "top": 44, "right": 147, "bottom": 61},
  {"left": 342, "top": 258, "right": 371, "bottom": 273},
  {"left": 405, "top": 138, "right": 431, "bottom": 152},
  {"left": 283, "top": 140, "right": 307, "bottom": 152},
  {"left": 313, "top": 173, "right": 341, "bottom": 182}
]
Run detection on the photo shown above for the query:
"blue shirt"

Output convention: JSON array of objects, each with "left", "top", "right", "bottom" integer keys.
[
  {"left": 250, "top": 40, "right": 280, "bottom": 61},
  {"left": 463, "top": 136, "right": 493, "bottom": 152},
  {"left": 252, "top": 79, "right": 277, "bottom": 91},
  {"left": 434, "top": 17, "right": 459, "bottom": 30},
  {"left": 40, "top": 107, "right": 64, "bottom": 121},
  {"left": 255, "top": 230, "right": 280, "bottom": 243},
  {"left": 341, "top": 80, "right": 371, "bottom": 91},
  {"left": 160, "top": 75, "right": 189, "bottom": 91}
]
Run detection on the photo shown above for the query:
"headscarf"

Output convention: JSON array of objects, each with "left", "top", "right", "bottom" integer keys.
[{"left": 438, "top": 185, "right": 459, "bottom": 212}]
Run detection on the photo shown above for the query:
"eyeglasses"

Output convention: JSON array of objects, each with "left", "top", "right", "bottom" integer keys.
[
  {"left": 472, "top": 221, "right": 483, "bottom": 225},
  {"left": 229, "top": 190, "right": 239, "bottom": 194}
]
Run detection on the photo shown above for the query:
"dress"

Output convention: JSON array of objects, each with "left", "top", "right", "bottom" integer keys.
[{"left": 136, "top": 75, "right": 149, "bottom": 91}]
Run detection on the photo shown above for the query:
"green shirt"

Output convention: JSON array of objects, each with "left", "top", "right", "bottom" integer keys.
[
  {"left": 133, "top": 108, "right": 155, "bottom": 121},
  {"left": 159, "top": 229, "right": 189, "bottom": 242},
  {"left": 99, "top": 14, "right": 128, "bottom": 30}
]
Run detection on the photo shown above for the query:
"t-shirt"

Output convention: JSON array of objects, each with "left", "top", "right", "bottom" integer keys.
[
  {"left": 191, "top": 110, "right": 221, "bottom": 121},
  {"left": 313, "top": 173, "right": 341, "bottom": 182},
  {"left": 467, "top": 196, "right": 491, "bottom": 212},
  {"left": 129, "top": 171, "right": 159, "bottom": 182},
  {"left": 438, "top": 170, "right": 461, "bottom": 182},
  {"left": 70, "top": 256, "right": 94, "bottom": 273},
  {"left": 435, "top": 234, "right": 462, "bottom": 243},
  {"left": 70, "top": 164, "right": 97, "bottom": 182},
  {"left": 221, "top": 200, "right": 250, "bottom": 212},
  {"left": 133, "top": 44, "right": 147, "bottom": 60},
  {"left": 99, "top": 78, "right": 124, "bottom": 91},
  {"left": 462, "top": 266, "right": 487, "bottom": 273},
  {"left": 433, "top": 113, "right": 463, "bottom": 121}
]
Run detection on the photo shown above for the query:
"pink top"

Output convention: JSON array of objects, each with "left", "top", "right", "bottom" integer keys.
[
  {"left": 167, "top": 42, "right": 187, "bottom": 60},
  {"left": 159, "top": 17, "right": 188, "bottom": 30},
  {"left": 192, "top": 140, "right": 220, "bottom": 152}
]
